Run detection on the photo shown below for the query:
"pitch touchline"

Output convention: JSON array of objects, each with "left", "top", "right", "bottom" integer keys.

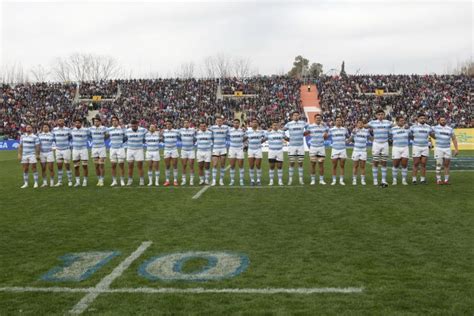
[{"left": 0, "top": 286, "right": 364, "bottom": 294}]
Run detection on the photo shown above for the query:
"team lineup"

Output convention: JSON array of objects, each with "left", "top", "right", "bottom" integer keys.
[{"left": 17, "top": 109, "right": 459, "bottom": 189}]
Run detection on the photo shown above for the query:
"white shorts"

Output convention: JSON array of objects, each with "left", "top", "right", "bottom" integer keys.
[
  {"left": 331, "top": 148, "right": 347, "bottom": 159},
  {"left": 180, "top": 150, "right": 195, "bottom": 160},
  {"left": 21, "top": 154, "right": 37, "bottom": 164},
  {"left": 412, "top": 146, "right": 429, "bottom": 158},
  {"left": 247, "top": 148, "right": 263, "bottom": 159},
  {"left": 288, "top": 146, "right": 305, "bottom": 157},
  {"left": 309, "top": 146, "right": 325, "bottom": 157},
  {"left": 212, "top": 148, "right": 227, "bottom": 156},
  {"left": 127, "top": 148, "right": 144, "bottom": 162},
  {"left": 197, "top": 150, "right": 212, "bottom": 163},
  {"left": 110, "top": 148, "right": 126, "bottom": 163},
  {"left": 72, "top": 148, "right": 89, "bottom": 161},
  {"left": 40, "top": 151, "right": 55, "bottom": 163},
  {"left": 372, "top": 142, "right": 389, "bottom": 158},
  {"left": 434, "top": 148, "right": 452, "bottom": 160},
  {"left": 228, "top": 148, "right": 244, "bottom": 160},
  {"left": 91, "top": 147, "right": 107, "bottom": 159},
  {"left": 351, "top": 150, "right": 367, "bottom": 161},
  {"left": 392, "top": 146, "right": 409, "bottom": 160},
  {"left": 268, "top": 150, "right": 284, "bottom": 162},
  {"left": 146, "top": 150, "right": 161, "bottom": 161},
  {"left": 163, "top": 149, "right": 179, "bottom": 159},
  {"left": 55, "top": 149, "right": 71, "bottom": 162}
]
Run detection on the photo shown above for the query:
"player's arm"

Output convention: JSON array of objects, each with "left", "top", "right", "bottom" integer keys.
[
  {"left": 18, "top": 138, "right": 23, "bottom": 161},
  {"left": 452, "top": 133, "right": 459, "bottom": 156},
  {"left": 35, "top": 138, "right": 40, "bottom": 161}
]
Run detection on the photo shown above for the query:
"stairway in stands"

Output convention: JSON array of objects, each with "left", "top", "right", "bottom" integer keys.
[{"left": 300, "top": 84, "right": 321, "bottom": 124}]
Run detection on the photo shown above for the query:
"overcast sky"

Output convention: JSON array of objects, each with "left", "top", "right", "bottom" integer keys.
[{"left": 0, "top": 0, "right": 472, "bottom": 77}]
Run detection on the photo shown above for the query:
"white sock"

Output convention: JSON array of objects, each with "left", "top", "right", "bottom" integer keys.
[
  {"left": 239, "top": 169, "right": 244, "bottom": 181},
  {"left": 372, "top": 168, "right": 378, "bottom": 181},
  {"left": 298, "top": 167, "right": 303, "bottom": 179},
  {"left": 165, "top": 169, "right": 170, "bottom": 181},
  {"left": 289, "top": 167, "right": 294, "bottom": 179},
  {"left": 269, "top": 169, "right": 274, "bottom": 180},
  {"left": 402, "top": 168, "right": 407, "bottom": 180},
  {"left": 57, "top": 170, "right": 63, "bottom": 182},
  {"left": 249, "top": 169, "right": 254, "bottom": 181},
  {"left": 277, "top": 169, "right": 282, "bottom": 180},
  {"left": 256, "top": 169, "right": 262, "bottom": 181},
  {"left": 220, "top": 168, "right": 225, "bottom": 179},
  {"left": 381, "top": 167, "right": 387, "bottom": 182},
  {"left": 148, "top": 171, "right": 153, "bottom": 182},
  {"left": 23, "top": 172, "right": 28, "bottom": 183},
  {"left": 173, "top": 169, "right": 178, "bottom": 180},
  {"left": 212, "top": 168, "right": 217, "bottom": 180},
  {"left": 230, "top": 168, "right": 235, "bottom": 181}
]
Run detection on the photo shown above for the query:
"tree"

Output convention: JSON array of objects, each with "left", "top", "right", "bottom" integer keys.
[
  {"left": 51, "top": 53, "right": 123, "bottom": 82},
  {"left": 309, "top": 63, "right": 323, "bottom": 78},
  {"left": 232, "top": 57, "right": 252, "bottom": 78},
  {"left": 288, "top": 55, "right": 310, "bottom": 78},
  {"left": 175, "top": 62, "right": 195, "bottom": 79},
  {"left": 29, "top": 64, "right": 50, "bottom": 82},
  {"left": 453, "top": 59, "right": 474, "bottom": 76},
  {"left": 0, "top": 62, "right": 29, "bottom": 84}
]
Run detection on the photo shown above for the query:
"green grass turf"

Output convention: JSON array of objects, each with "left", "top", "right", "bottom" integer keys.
[{"left": 0, "top": 149, "right": 473, "bottom": 315}]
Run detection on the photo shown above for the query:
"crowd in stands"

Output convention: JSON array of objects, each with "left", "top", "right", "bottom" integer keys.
[
  {"left": 79, "top": 80, "right": 118, "bottom": 98},
  {"left": 0, "top": 74, "right": 471, "bottom": 140},
  {"left": 318, "top": 74, "right": 472, "bottom": 130}
]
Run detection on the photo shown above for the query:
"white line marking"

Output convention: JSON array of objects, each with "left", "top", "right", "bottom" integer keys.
[
  {"left": 113, "top": 186, "right": 197, "bottom": 189},
  {"left": 69, "top": 241, "right": 152, "bottom": 314},
  {"left": 192, "top": 166, "right": 230, "bottom": 199},
  {"left": 0, "top": 286, "right": 363, "bottom": 295}
]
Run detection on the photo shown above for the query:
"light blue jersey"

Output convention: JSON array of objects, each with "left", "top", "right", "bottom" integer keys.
[
  {"left": 52, "top": 127, "right": 71, "bottom": 150},
  {"left": 352, "top": 128, "right": 370, "bottom": 151},
  {"left": 71, "top": 127, "right": 90, "bottom": 150},
  {"left": 307, "top": 123, "right": 328, "bottom": 147},
  {"left": 228, "top": 128, "right": 246, "bottom": 149},
  {"left": 265, "top": 130, "right": 285, "bottom": 151},
  {"left": 368, "top": 119, "right": 392, "bottom": 144},
  {"left": 38, "top": 132, "right": 54, "bottom": 153},
  {"left": 179, "top": 128, "right": 196, "bottom": 151},
  {"left": 410, "top": 123, "right": 432, "bottom": 147},
  {"left": 433, "top": 125, "right": 454, "bottom": 149},
  {"left": 246, "top": 129, "right": 265, "bottom": 150},
  {"left": 89, "top": 126, "right": 107, "bottom": 148},
  {"left": 107, "top": 126, "right": 126, "bottom": 149},
  {"left": 20, "top": 133, "right": 39, "bottom": 156},
  {"left": 126, "top": 127, "right": 146, "bottom": 150},
  {"left": 145, "top": 131, "right": 161, "bottom": 151},
  {"left": 209, "top": 124, "right": 229, "bottom": 150},
  {"left": 196, "top": 130, "right": 213, "bottom": 151},
  {"left": 390, "top": 126, "right": 410, "bottom": 147},
  {"left": 283, "top": 120, "right": 308, "bottom": 147},
  {"left": 162, "top": 129, "right": 180, "bottom": 150},
  {"left": 329, "top": 127, "right": 349, "bottom": 150}
]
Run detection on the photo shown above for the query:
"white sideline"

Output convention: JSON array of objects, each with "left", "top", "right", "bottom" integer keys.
[
  {"left": 192, "top": 165, "right": 230, "bottom": 199},
  {"left": 0, "top": 286, "right": 363, "bottom": 295},
  {"left": 69, "top": 241, "right": 152, "bottom": 314}
]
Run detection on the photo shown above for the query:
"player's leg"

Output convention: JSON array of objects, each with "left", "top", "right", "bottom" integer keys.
[
  {"left": 73, "top": 159, "right": 81, "bottom": 187},
  {"left": 30, "top": 161, "right": 39, "bottom": 188},
  {"left": 82, "top": 159, "right": 89, "bottom": 186},
  {"left": 255, "top": 157, "right": 262, "bottom": 185},
  {"left": 211, "top": 155, "right": 218, "bottom": 185},
  {"left": 153, "top": 160, "right": 160, "bottom": 186},
  {"left": 380, "top": 147, "right": 388, "bottom": 185},
  {"left": 48, "top": 161, "right": 55, "bottom": 187},
  {"left": 218, "top": 155, "right": 227, "bottom": 185},
  {"left": 55, "top": 158, "right": 64, "bottom": 186},
  {"left": 331, "top": 158, "right": 338, "bottom": 185},
  {"left": 360, "top": 160, "right": 367, "bottom": 185},
  {"left": 40, "top": 160, "right": 48, "bottom": 187},
  {"left": 147, "top": 159, "right": 154, "bottom": 186},
  {"left": 352, "top": 160, "right": 359, "bottom": 185},
  {"left": 198, "top": 160, "right": 205, "bottom": 185},
  {"left": 339, "top": 158, "right": 346, "bottom": 185},
  {"left": 310, "top": 155, "right": 316, "bottom": 185},
  {"left": 412, "top": 155, "right": 420, "bottom": 184},
  {"left": 288, "top": 158, "right": 295, "bottom": 185},
  {"left": 189, "top": 158, "right": 195, "bottom": 185},
  {"left": 248, "top": 157, "right": 255, "bottom": 185},
  {"left": 276, "top": 160, "right": 283, "bottom": 185},
  {"left": 181, "top": 157, "right": 188, "bottom": 185},
  {"left": 164, "top": 156, "right": 171, "bottom": 185},
  {"left": 420, "top": 155, "right": 428, "bottom": 184},
  {"left": 118, "top": 161, "right": 125, "bottom": 185},
  {"left": 443, "top": 158, "right": 451, "bottom": 184},
  {"left": 297, "top": 149, "right": 304, "bottom": 185},
  {"left": 204, "top": 161, "right": 211, "bottom": 184},
  {"left": 127, "top": 160, "right": 135, "bottom": 186},
  {"left": 392, "top": 158, "right": 400, "bottom": 185},
  {"left": 229, "top": 157, "right": 236, "bottom": 185},
  {"left": 268, "top": 159, "right": 275, "bottom": 186},
  {"left": 172, "top": 157, "right": 179, "bottom": 186},
  {"left": 21, "top": 162, "right": 30, "bottom": 188},
  {"left": 400, "top": 158, "right": 408, "bottom": 185},
  {"left": 111, "top": 159, "right": 118, "bottom": 186},
  {"left": 64, "top": 159, "right": 73, "bottom": 186},
  {"left": 237, "top": 157, "right": 244, "bottom": 186},
  {"left": 318, "top": 156, "right": 326, "bottom": 185},
  {"left": 137, "top": 160, "right": 144, "bottom": 186}
]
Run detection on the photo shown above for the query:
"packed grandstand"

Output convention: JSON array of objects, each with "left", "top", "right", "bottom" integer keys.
[{"left": 1, "top": 74, "right": 471, "bottom": 140}]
